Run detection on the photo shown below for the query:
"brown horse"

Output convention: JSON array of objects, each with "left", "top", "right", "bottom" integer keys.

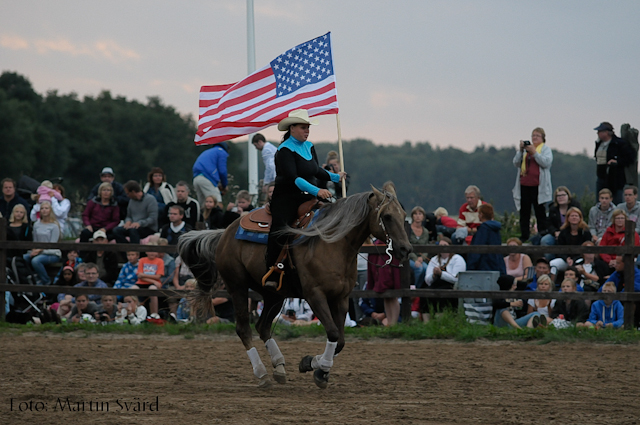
[{"left": 177, "top": 187, "right": 411, "bottom": 388}]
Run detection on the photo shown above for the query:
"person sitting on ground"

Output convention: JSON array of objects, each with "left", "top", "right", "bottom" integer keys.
[
  {"left": 588, "top": 188, "right": 615, "bottom": 243},
  {"left": 143, "top": 167, "right": 176, "bottom": 225},
  {"left": 599, "top": 209, "right": 640, "bottom": 269},
  {"left": 54, "top": 266, "right": 78, "bottom": 288},
  {"left": 562, "top": 266, "right": 585, "bottom": 293},
  {"left": 172, "top": 255, "right": 194, "bottom": 290},
  {"left": 53, "top": 249, "right": 83, "bottom": 284},
  {"left": 176, "top": 279, "right": 197, "bottom": 321},
  {"left": 277, "top": 298, "right": 315, "bottom": 326},
  {"left": 132, "top": 245, "right": 163, "bottom": 315},
  {"left": 113, "top": 180, "right": 158, "bottom": 244},
  {"left": 551, "top": 278, "right": 589, "bottom": 323},
  {"left": 87, "top": 167, "right": 129, "bottom": 220},
  {"left": 434, "top": 207, "right": 458, "bottom": 238},
  {"left": 567, "top": 241, "right": 610, "bottom": 291},
  {"left": 526, "top": 274, "right": 555, "bottom": 325},
  {"left": 617, "top": 185, "right": 640, "bottom": 233},
  {"left": 160, "top": 205, "right": 193, "bottom": 246},
  {"left": 420, "top": 236, "right": 466, "bottom": 322},
  {"left": 31, "top": 182, "right": 71, "bottom": 234},
  {"left": 6, "top": 203, "right": 32, "bottom": 257},
  {"left": 164, "top": 181, "right": 200, "bottom": 228},
  {"left": 577, "top": 282, "right": 623, "bottom": 329},
  {"left": 68, "top": 294, "right": 100, "bottom": 323},
  {"left": 452, "top": 185, "right": 484, "bottom": 245},
  {"left": 94, "top": 295, "right": 117, "bottom": 323},
  {"left": 113, "top": 251, "right": 140, "bottom": 301},
  {"left": 80, "top": 182, "right": 120, "bottom": 242},
  {"left": 156, "top": 238, "right": 176, "bottom": 287},
  {"left": 23, "top": 200, "right": 62, "bottom": 285},
  {"left": 466, "top": 203, "right": 507, "bottom": 274},
  {"left": 549, "top": 207, "right": 593, "bottom": 275},
  {"left": 541, "top": 186, "right": 581, "bottom": 247},
  {"left": 493, "top": 277, "right": 540, "bottom": 329},
  {"left": 526, "top": 258, "right": 553, "bottom": 291},
  {"left": 0, "top": 177, "right": 30, "bottom": 219},
  {"left": 115, "top": 295, "right": 148, "bottom": 325},
  {"left": 200, "top": 195, "right": 225, "bottom": 229},
  {"left": 73, "top": 263, "right": 108, "bottom": 304},
  {"left": 408, "top": 206, "right": 431, "bottom": 286},
  {"left": 504, "top": 237, "right": 533, "bottom": 282},
  {"left": 81, "top": 230, "right": 119, "bottom": 285},
  {"left": 602, "top": 255, "right": 640, "bottom": 293}
]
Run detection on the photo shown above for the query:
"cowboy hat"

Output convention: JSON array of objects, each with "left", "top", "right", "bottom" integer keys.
[{"left": 277, "top": 109, "right": 319, "bottom": 131}]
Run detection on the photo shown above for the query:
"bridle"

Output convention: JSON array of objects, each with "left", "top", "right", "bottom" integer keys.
[{"left": 373, "top": 191, "right": 398, "bottom": 267}]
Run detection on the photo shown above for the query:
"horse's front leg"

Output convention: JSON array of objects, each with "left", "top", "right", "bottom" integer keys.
[
  {"left": 256, "top": 293, "right": 286, "bottom": 384},
  {"left": 298, "top": 289, "right": 342, "bottom": 389}
]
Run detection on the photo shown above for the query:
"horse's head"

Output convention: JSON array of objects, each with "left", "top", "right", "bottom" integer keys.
[{"left": 368, "top": 185, "right": 413, "bottom": 261}]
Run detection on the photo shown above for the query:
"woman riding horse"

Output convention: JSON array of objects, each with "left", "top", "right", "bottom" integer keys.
[{"left": 263, "top": 109, "right": 347, "bottom": 288}]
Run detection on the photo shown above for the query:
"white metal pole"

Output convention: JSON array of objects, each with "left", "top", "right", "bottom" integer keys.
[
  {"left": 246, "top": 0, "right": 259, "bottom": 196},
  {"left": 336, "top": 114, "right": 347, "bottom": 196}
]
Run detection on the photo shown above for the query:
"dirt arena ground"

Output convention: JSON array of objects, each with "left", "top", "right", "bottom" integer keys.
[{"left": 1, "top": 333, "right": 639, "bottom": 425}]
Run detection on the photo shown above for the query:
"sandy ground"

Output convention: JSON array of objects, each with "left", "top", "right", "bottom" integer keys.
[{"left": 1, "top": 333, "right": 639, "bottom": 425}]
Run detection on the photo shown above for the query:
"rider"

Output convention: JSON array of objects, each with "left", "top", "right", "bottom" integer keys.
[{"left": 263, "top": 109, "right": 347, "bottom": 288}]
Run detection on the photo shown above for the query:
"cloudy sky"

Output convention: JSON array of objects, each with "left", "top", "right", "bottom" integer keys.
[{"left": 2, "top": 0, "right": 639, "bottom": 154}]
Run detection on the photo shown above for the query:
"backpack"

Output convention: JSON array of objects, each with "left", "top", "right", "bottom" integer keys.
[{"left": 10, "top": 256, "right": 39, "bottom": 285}]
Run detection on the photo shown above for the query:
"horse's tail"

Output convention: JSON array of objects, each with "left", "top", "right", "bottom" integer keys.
[{"left": 177, "top": 229, "right": 225, "bottom": 318}]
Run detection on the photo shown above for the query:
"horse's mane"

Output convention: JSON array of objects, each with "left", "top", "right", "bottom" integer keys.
[{"left": 283, "top": 191, "right": 372, "bottom": 244}]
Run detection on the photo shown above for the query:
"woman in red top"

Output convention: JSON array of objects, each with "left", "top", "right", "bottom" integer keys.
[
  {"left": 599, "top": 209, "right": 640, "bottom": 267},
  {"left": 80, "top": 182, "right": 120, "bottom": 242}
]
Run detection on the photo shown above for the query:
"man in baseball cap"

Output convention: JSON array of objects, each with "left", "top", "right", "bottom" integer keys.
[{"left": 594, "top": 122, "right": 634, "bottom": 204}]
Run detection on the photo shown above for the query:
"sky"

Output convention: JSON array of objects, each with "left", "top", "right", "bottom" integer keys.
[{"left": 2, "top": 0, "right": 640, "bottom": 154}]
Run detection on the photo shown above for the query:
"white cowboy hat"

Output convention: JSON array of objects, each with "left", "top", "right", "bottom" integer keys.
[{"left": 277, "top": 109, "right": 319, "bottom": 131}]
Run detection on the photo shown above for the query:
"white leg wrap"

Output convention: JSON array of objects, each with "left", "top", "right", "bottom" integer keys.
[
  {"left": 318, "top": 340, "right": 337, "bottom": 372},
  {"left": 247, "top": 347, "right": 268, "bottom": 379},
  {"left": 265, "top": 338, "right": 285, "bottom": 367}
]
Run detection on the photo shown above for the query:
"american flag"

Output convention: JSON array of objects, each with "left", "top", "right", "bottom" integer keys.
[{"left": 195, "top": 32, "right": 339, "bottom": 146}]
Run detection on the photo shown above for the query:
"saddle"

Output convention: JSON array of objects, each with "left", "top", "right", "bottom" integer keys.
[{"left": 240, "top": 199, "right": 322, "bottom": 233}]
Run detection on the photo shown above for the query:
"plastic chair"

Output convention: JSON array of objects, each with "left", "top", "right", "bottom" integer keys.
[{"left": 456, "top": 271, "right": 499, "bottom": 325}]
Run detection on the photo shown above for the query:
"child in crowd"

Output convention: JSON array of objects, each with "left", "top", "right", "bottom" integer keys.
[
  {"left": 578, "top": 282, "right": 624, "bottom": 329},
  {"left": 176, "top": 278, "right": 197, "bottom": 321},
  {"left": 157, "top": 238, "right": 176, "bottom": 286},
  {"left": 68, "top": 294, "right": 99, "bottom": 323},
  {"left": 552, "top": 279, "right": 589, "bottom": 323},
  {"left": 200, "top": 195, "right": 224, "bottom": 229},
  {"left": 34, "top": 180, "right": 64, "bottom": 205},
  {"left": 95, "top": 295, "right": 117, "bottom": 323},
  {"left": 53, "top": 250, "right": 83, "bottom": 284},
  {"left": 54, "top": 266, "right": 77, "bottom": 287},
  {"left": 527, "top": 274, "right": 555, "bottom": 326},
  {"left": 113, "top": 251, "right": 140, "bottom": 301},
  {"left": 116, "top": 296, "right": 148, "bottom": 325},
  {"left": 133, "top": 244, "right": 163, "bottom": 315}
]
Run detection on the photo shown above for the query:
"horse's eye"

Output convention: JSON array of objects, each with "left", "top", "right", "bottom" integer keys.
[{"left": 383, "top": 214, "right": 392, "bottom": 221}]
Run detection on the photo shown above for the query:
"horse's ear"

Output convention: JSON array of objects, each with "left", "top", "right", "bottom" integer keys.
[{"left": 370, "top": 185, "right": 383, "bottom": 200}]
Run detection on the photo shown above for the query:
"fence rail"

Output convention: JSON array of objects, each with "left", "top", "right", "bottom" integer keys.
[{"left": 1, "top": 218, "right": 637, "bottom": 328}]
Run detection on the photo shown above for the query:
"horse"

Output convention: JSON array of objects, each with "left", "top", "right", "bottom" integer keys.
[{"left": 177, "top": 186, "right": 412, "bottom": 388}]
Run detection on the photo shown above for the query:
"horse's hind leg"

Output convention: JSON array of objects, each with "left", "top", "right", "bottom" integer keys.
[
  {"left": 256, "top": 294, "right": 286, "bottom": 384},
  {"left": 228, "top": 284, "right": 271, "bottom": 388}
]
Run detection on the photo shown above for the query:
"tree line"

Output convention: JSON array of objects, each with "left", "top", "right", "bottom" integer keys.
[{"left": 1, "top": 71, "right": 608, "bottom": 216}]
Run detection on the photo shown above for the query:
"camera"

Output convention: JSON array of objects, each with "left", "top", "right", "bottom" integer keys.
[{"left": 523, "top": 140, "right": 531, "bottom": 146}]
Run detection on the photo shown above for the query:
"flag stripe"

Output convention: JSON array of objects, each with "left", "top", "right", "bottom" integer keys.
[{"left": 195, "top": 32, "right": 339, "bottom": 145}]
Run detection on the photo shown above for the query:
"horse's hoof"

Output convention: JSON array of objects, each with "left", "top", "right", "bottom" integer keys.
[
  {"left": 273, "top": 364, "right": 286, "bottom": 384},
  {"left": 299, "top": 355, "right": 314, "bottom": 373},
  {"left": 313, "top": 368, "right": 329, "bottom": 389},
  {"left": 258, "top": 376, "right": 273, "bottom": 389}
]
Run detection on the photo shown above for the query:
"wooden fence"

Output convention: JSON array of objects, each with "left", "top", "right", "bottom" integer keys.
[{"left": 1, "top": 218, "right": 639, "bottom": 328}]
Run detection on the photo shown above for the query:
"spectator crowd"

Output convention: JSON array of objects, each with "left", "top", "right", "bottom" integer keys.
[{"left": 2, "top": 122, "right": 640, "bottom": 330}]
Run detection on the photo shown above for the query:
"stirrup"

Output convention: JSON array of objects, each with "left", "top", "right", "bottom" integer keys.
[{"left": 262, "top": 264, "right": 285, "bottom": 291}]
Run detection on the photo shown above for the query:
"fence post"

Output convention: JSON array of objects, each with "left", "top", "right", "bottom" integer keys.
[
  {"left": 623, "top": 219, "right": 636, "bottom": 330},
  {"left": 0, "top": 217, "right": 6, "bottom": 321}
]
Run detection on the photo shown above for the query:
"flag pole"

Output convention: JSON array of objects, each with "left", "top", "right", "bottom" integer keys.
[
  {"left": 246, "top": 0, "right": 259, "bottom": 197},
  {"left": 336, "top": 114, "right": 347, "bottom": 196}
]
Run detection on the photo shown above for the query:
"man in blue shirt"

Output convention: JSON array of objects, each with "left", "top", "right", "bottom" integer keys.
[
  {"left": 603, "top": 255, "right": 640, "bottom": 292},
  {"left": 192, "top": 142, "right": 229, "bottom": 205}
]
